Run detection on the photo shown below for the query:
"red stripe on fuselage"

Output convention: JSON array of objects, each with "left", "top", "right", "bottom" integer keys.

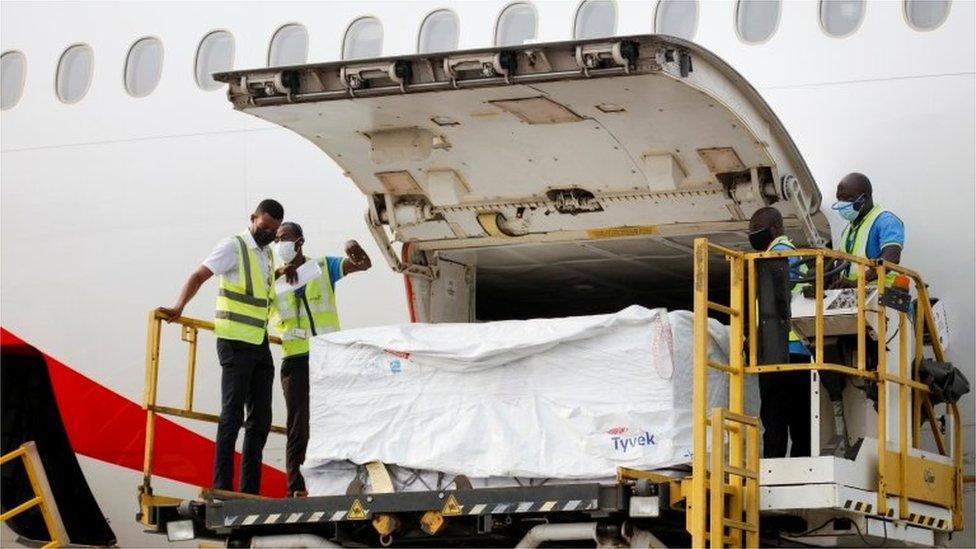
[{"left": 1, "top": 327, "right": 286, "bottom": 497}]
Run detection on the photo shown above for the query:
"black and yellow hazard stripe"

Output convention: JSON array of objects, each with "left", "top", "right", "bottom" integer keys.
[{"left": 843, "top": 499, "right": 949, "bottom": 531}]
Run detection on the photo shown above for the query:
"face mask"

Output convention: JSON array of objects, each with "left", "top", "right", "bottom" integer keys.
[
  {"left": 748, "top": 227, "right": 774, "bottom": 251},
  {"left": 275, "top": 240, "right": 298, "bottom": 264},
  {"left": 832, "top": 194, "right": 865, "bottom": 221},
  {"left": 252, "top": 227, "right": 276, "bottom": 247}
]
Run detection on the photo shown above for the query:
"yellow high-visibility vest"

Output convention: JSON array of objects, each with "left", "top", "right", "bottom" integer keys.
[
  {"left": 215, "top": 233, "right": 273, "bottom": 344},
  {"left": 271, "top": 258, "right": 341, "bottom": 358},
  {"left": 839, "top": 205, "right": 897, "bottom": 285}
]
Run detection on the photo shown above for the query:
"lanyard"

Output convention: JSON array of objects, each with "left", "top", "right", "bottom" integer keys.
[{"left": 293, "top": 286, "right": 318, "bottom": 337}]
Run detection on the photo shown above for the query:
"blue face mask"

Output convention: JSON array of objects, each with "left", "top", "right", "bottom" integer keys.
[{"left": 832, "top": 194, "right": 865, "bottom": 221}]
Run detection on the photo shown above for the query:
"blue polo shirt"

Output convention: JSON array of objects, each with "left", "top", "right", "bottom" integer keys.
[
  {"left": 324, "top": 256, "right": 344, "bottom": 287},
  {"left": 845, "top": 211, "right": 905, "bottom": 259}
]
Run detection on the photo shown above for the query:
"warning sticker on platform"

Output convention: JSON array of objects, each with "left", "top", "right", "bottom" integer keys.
[
  {"left": 586, "top": 225, "right": 659, "bottom": 239},
  {"left": 441, "top": 494, "right": 462, "bottom": 516},
  {"left": 347, "top": 499, "right": 368, "bottom": 520},
  {"left": 441, "top": 494, "right": 461, "bottom": 517}
]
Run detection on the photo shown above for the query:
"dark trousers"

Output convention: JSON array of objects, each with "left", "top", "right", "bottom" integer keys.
[
  {"left": 214, "top": 337, "right": 274, "bottom": 494},
  {"left": 281, "top": 355, "right": 310, "bottom": 495},
  {"left": 760, "top": 353, "right": 812, "bottom": 458}
]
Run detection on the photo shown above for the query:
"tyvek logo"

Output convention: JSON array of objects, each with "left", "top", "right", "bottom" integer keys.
[
  {"left": 611, "top": 430, "right": 656, "bottom": 452},
  {"left": 607, "top": 426, "right": 629, "bottom": 435}
]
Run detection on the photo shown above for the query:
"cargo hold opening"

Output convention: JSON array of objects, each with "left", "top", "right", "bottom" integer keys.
[{"left": 438, "top": 235, "right": 735, "bottom": 322}]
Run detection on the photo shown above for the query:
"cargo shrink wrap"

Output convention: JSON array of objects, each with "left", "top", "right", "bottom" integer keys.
[{"left": 303, "top": 306, "right": 758, "bottom": 493}]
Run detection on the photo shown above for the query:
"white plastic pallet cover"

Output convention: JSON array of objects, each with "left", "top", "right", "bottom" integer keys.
[{"left": 305, "top": 306, "right": 757, "bottom": 482}]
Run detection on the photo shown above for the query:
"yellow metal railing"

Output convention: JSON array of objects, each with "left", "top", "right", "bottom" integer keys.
[
  {"left": 1, "top": 442, "right": 67, "bottom": 548},
  {"left": 689, "top": 238, "right": 964, "bottom": 547},
  {"left": 140, "top": 309, "right": 284, "bottom": 513}
]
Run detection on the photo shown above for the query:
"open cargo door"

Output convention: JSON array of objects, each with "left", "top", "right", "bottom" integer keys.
[{"left": 216, "top": 35, "right": 830, "bottom": 317}]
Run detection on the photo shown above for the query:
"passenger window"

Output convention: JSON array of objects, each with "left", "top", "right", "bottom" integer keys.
[
  {"left": 56, "top": 44, "right": 94, "bottom": 104},
  {"left": 124, "top": 37, "right": 163, "bottom": 98},
  {"left": 905, "top": 0, "right": 950, "bottom": 31},
  {"left": 195, "top": 30, "right": 234, "bottom": 91},
  {"left": 820, "top": 0, "right": 865, "bottom": 37},
  {"left": 495, "top": 2, "right": 537, "bottom": 46},
  {"left": 343, "top": 17, "right": 383, "bottom": 60},
  {"left": 418, "top": 9, "right": 459, "bottom": 53},
  {"left": 736, "top": 0, "right": 781, "bottom": 43},
  {"left": 654, "top": 0, "right": 699, "bottom": 40},
  {"left": 268, "top": 24, "right": 308, "bottom": 67},
  {"left": 1, "top": 50, "right": 26, "bottom": 110},
  {"left": 574, "top": 0, "right": 617, "bottom": 40}
]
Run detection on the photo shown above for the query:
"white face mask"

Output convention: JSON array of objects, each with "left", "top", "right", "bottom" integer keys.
[{"left": 275, "top": 240, "right": 298, "bottom": 264}]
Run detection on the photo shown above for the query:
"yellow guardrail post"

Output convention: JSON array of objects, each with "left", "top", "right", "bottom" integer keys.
[
  {"left": 856, "top": 264, "right": 866, "bottom": 372},
  {"left": 912, "top": 303, "right": 923, "bottom": 447},
  {"left": 723, "top": 255, "right": 746, "bottom": 546},
  {"left": 875, "top": 265, "right": 889, "bottom": 518},
  {"left": 0, "top": 442, "right": 68, "bottom": 548},
  {"left": 814, "top": 255, "right": 825, "bottom": 364},
  {"left": 898, "top": 310, "right": 909, "bottom": 519},
  {"left": 747, "top": 258, "right": 758, "bottom": 369},
  {"left": 709, "top": 408, "right": 725, "bottom": 548},
  {"left": 142, "top": 310, "right": 162, "bottom": 493},
  {"left": 183, "top": 325, "right": 199, "bottom": 411},
  {"left": 690, "top": 238, "right": 709, "bottom": 547}
]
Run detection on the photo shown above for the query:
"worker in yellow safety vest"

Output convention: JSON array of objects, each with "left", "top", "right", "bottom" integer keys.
[
  {"left": 831, "top": 172, "right": 905, "bottom": 286},
  {"left": 270, "top": 221, "right": 371, "bottom": 496},
  {"left": 160, "top": 199, "right": 284, "bottom": 494},
  {"left": 748, "top": 207, "right": 811, "bottom": 458},
  {"left": 822, "top": 173, "right": 907, "bottom": 453}
]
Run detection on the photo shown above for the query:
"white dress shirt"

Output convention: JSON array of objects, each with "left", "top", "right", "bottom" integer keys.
[{"left": 202, "top": 229, "right": 272, "bottom": 287}]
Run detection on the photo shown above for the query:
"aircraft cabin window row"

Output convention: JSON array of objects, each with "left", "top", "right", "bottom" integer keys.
[
  {"left": 495, "top": 2, "right": 538, "bottom": 46},
  {"left": 655, "top": 0, "right": 700, "bottom": 40},
  {"left": 1, "top": 50, "right": 26, "bottom": 110},
  {"left": 574, "top": 0, "right": 617, "bottom": 40},
  {"left": 342, "top": 17, "right": 383, "bottom": 60},
  {"left": 904, "top": 0, "right": 950, "bottom": 31},
  {"left": 268, "top": 24, "right": 309, "bottom": 67},
  {"left": 0, "top": 0, "right": 956, "bottom": 111},
  {"left": 195, "top": 30, "right": 234, "bottom": 91},
  {"left": 418, "top": 9, "right": 460, "bottom": 54},
  {"left": 56, "top": 43, "right": 94, "bottom": 104},
  {"left": 736, "top": 0, "right": 781, "bottom": 44},
  {"left": 125, "top": 37, "right": 163, "bottom": 98},
  {"left": 820, "top": 0, "right": 865, "bottom": 38}
]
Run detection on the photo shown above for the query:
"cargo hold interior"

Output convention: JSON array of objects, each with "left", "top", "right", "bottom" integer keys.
[{"left": 436, "top": 232, "right": 747, "bottom": 322}]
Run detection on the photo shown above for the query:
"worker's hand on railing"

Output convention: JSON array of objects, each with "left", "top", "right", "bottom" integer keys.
[{"left": 157, "top": 306, "right": 184, "bottom": 323}]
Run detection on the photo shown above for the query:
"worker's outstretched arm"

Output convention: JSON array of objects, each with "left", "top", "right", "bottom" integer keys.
[
  {"left": 159, "top": 266, "right": 214, "bottom": 321},
  {"left": 341, "top": 240, "right": 372, "bottom": 275}
]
